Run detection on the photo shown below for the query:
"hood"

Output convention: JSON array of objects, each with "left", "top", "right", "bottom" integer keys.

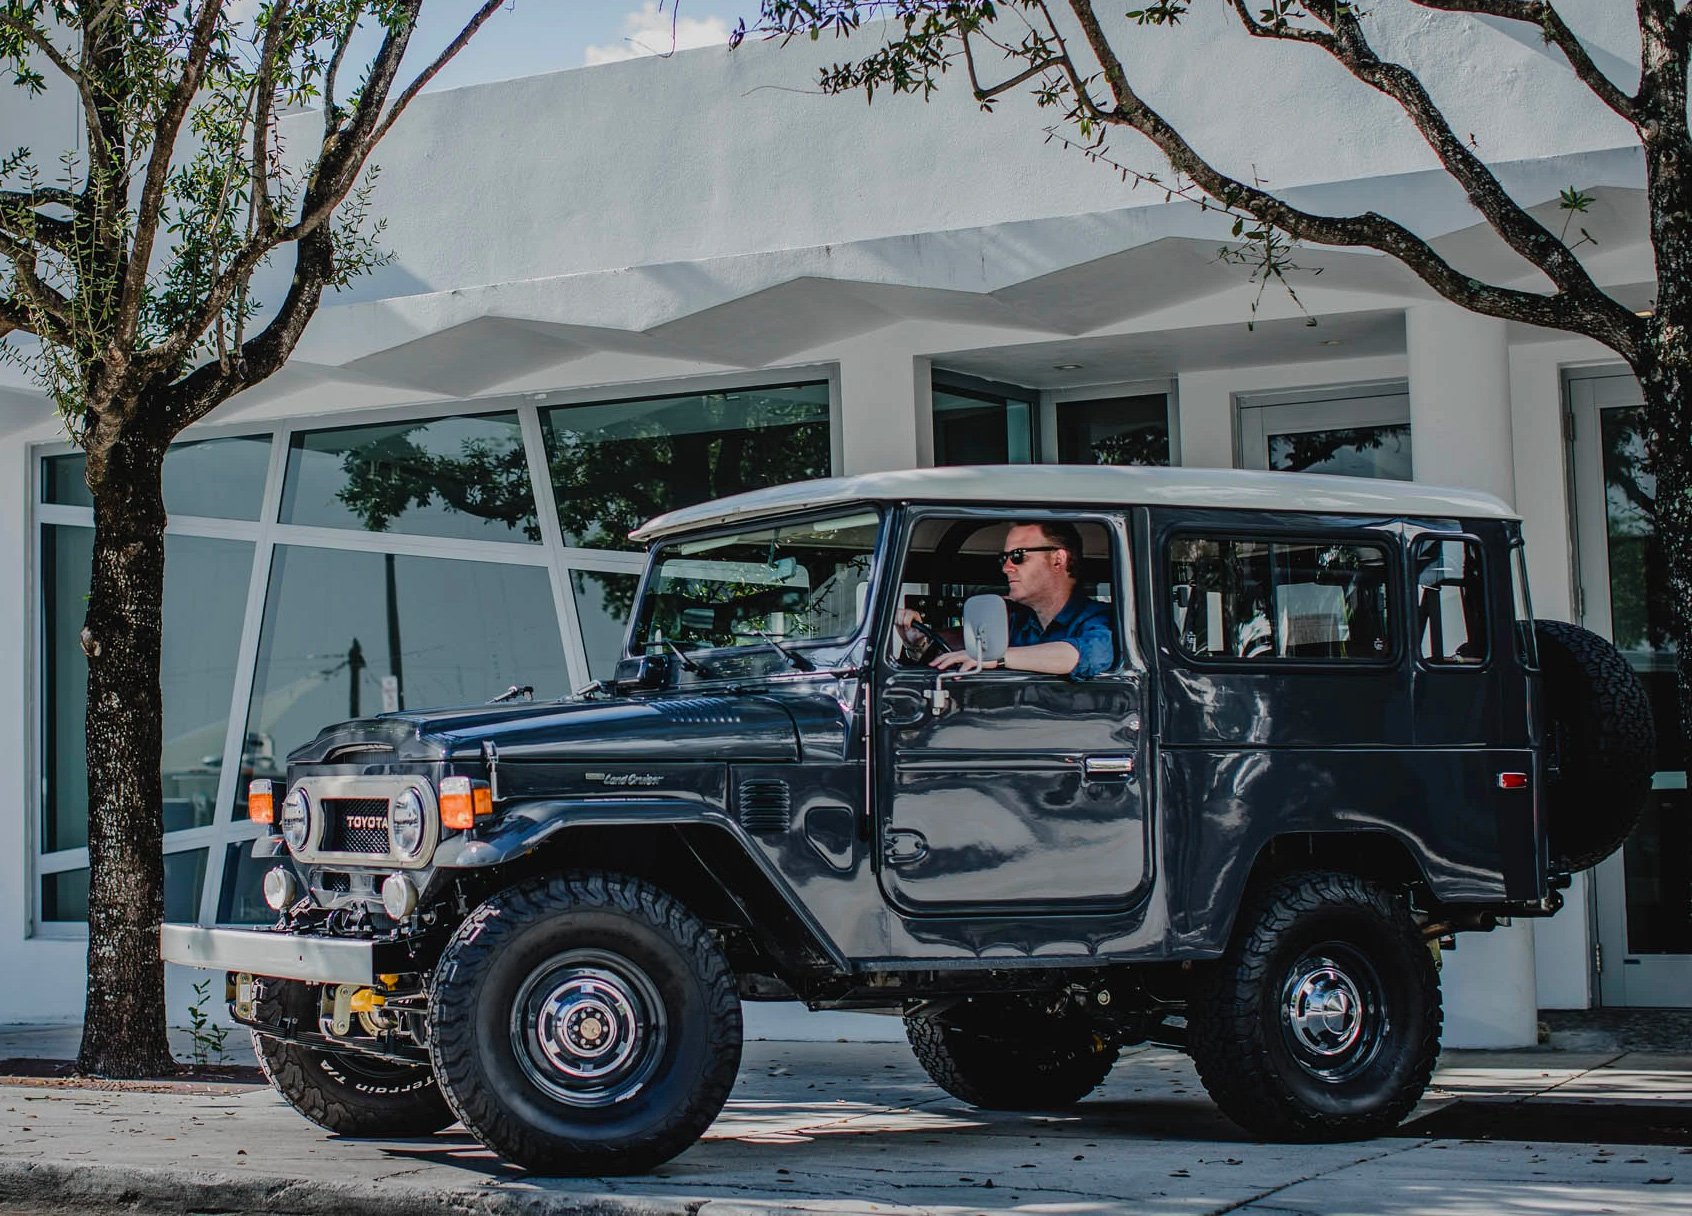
[{"left": 290, "top": 694, "right": 801, "bottom": 765}]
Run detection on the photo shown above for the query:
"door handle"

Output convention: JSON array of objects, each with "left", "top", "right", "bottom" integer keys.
[
  {"left": 880, "top": 690, "right": 927, "bottom": 728},
  {"left": 1083, "top": 754, "right": 1136, "bottom": 781},
  {"left": 884, "top": 828, "right": 930, "bottom": 866}
]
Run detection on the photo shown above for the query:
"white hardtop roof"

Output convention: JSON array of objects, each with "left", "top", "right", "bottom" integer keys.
[{"left": 630, "top": 466, "right": 1517, "bottom": 543}]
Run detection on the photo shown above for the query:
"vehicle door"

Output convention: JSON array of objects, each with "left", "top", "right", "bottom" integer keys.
[{"left": 872, "top": 509, "right": 1151, "bottom": 914}]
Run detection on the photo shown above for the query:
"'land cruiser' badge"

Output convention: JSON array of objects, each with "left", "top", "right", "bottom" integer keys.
[{"left": 586, "top": 772, "right": 663, "bottom": 787}]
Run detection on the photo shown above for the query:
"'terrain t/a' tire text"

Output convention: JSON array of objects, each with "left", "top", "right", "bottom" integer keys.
[
  {"left": 1189, "top": 871, "right": 1440, "bottom": 1141},
  {"left": 427, "top": 872, "right": 743, "bottom": 1174},
  {"left": 251, "top": 978, "right": 454, "bottom": 1137}
]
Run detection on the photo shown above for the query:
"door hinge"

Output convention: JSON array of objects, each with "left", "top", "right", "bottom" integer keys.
[
  {"left": 1573, "top": 585, "right": 1586, "bottom": 621},
  {"left": 1594, "top": 942, "right": 1603, "bottom": 975}
]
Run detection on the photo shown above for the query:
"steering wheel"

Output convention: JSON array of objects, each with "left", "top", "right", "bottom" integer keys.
[{"left": 908, "top": 619, "right": 953, "bottom": 654}]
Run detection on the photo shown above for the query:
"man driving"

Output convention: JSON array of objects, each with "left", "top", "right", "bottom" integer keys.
[{"left": 899, "top": 521, "right": 1115, "bottom": 677}]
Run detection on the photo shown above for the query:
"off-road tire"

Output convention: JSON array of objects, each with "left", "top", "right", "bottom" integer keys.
[
  {"left": 1189, "top": 871, "right": 1440, "bottom": 1142},
  {"left": 905, "top": 997, "right": 1119, "bottom": 1110},
  {"left": 1533, "top": 619, "right": 1656, "bottom": 871},
  {"left": 251, "top": 979, "right": 454, "bottom": 1137},
  {"left": 427, "top": 872, "right": 742, "bottom": 1175}
]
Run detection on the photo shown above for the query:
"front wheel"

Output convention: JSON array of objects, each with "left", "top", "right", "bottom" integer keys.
[
  {"left": 1189, "top": 871, "right": 1440, "bottom": 1141},
  {"left": 251, "top": 979, "right": 454, "bottom": 1137},
  {"left": 428, "top": 873, "right": 742, "bottom": 1174}
]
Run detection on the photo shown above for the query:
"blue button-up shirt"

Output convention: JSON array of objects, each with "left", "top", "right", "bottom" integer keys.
[{"left": 1008, "top": 592, "right": 1116, "bottom": 678}]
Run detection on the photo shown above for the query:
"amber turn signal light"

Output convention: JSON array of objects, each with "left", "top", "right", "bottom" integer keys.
[
  {"left": 248, "top": 779, "right": 275, "bottom": 825},
  {"left": 440, "top": 776, "right": 493, "bottom": 830}
]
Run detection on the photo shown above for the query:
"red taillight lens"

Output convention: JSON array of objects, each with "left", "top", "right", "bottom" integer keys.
[{"left": 1496, "top": 772, "right": 1529, "bottom": 791}]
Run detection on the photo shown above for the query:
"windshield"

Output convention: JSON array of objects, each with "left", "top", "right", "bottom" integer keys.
[{"left": 632, "top": 510, "right": 882, "bottom": 657}]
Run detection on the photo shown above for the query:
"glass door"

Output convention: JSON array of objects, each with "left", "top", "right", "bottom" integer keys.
[
  {"left": 1570, "top": 371, "right": 1690, "bottom": 1007},
  {"left": 1238, "top": 385, "right": 1412, "bottom": 479}
]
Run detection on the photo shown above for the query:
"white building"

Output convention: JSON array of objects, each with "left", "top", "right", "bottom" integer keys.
[{"left": 1, "top": 4, "right": 1681, "bottom": 1043}]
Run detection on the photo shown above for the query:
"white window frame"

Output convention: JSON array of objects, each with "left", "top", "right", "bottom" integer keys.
[{"left": 28, "top": 365, "right": 840, "bottom": 937}]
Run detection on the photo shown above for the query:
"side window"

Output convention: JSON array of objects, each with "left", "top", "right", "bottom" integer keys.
[
  {"left": 1414, "top": 537, "right": 1488, "bottom": 665},
  {"left": 1511, "top": 541, "right": 1539, "bottom": 669},
  {"left": 1167, "top": 536, "right": 1391, "bottom": 662},
  {"left": 891, "top": 517, "right": 1119, "bottom": 673}
]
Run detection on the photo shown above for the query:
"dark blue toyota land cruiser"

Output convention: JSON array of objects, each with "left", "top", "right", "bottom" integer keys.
[{"left": 162, "top": 465, "right": 1654, "bottom": 1173}]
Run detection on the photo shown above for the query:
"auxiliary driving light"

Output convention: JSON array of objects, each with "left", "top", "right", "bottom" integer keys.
[
  {"left": 381, "top": 873, "right": 419, "bottom": 920},
  {"left": 262, "top": 866, "right": 299, "bottom": 911}
]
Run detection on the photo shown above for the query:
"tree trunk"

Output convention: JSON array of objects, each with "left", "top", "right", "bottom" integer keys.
[
  {"left": 76, "top": 419, "right": 174, "bottom": 1078},
  {"left": 1637, "top": 360, "right": 1692, "bottom": 782}
]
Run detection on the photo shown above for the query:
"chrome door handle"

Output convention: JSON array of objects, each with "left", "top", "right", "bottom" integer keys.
[{"left": 1083, "top": 755, "right": 1136, "bottom": 780}]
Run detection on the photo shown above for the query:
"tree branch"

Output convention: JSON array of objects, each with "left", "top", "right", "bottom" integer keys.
[
  {"left": 1408, "top": 0, "right": 1635, "bottom": 120},
  {"left": 0, "top": 190, "right": 78, "bottom": 251},
  {"left": 1221, "top": 1, "right": 1616, "bottom": 305},
  {"left": 1061, "top": 0, "right": 1644, "bottom": 359},
  {"left": 119, "top": 0, "right": 228, "bottom": 348},
  {"left": 367, "top": 0, "right": 507, "bottom": 149},
  {"left": 251, "top": 0, "right": 292, "bottom": 237},
  {"left": 322, "top": 3, "right": 363, "bottom": 134},
  {"left": 0, "top": 232, "right": 75, "bottom": 342},
  {"left": 959, "top": 33, "right": 1062, "bottom": 103}
]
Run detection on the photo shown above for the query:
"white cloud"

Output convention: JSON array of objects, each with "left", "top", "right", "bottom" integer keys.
[{"left": 583, "top": 2, "right": 731, "bottom": 66}]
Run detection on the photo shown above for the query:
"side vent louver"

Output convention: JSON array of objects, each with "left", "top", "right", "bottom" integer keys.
[{"left": 738, "top": 780, "right": 792, "bottom": 834}]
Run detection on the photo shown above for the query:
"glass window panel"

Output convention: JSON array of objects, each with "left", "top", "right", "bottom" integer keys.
[
  {"left": 1168, "top": 536, "right": 1391, "bottom": 662},
  {"left": 1601, "top": 406, "right": 1672, "bottom": 659},
  {"left": 1624, "top": 786, "right": 1692, "bottom": 955},
  {"left": 42, "top": 436, "right": 271, "bottom": 519},
  {"left": 541, "top": 384, "right": 831, "bottom": 551},
  {"left": 281, "top": 413, "right": 537, "bottom": 542},
  {"left": 239, "top": 547, "right": 568, "bottom": 814},
  {"left": 1414, "top": 539, "right": 1487, "bottom": 665},
  {"left": 1057, "top": 395, "right": 1170, "bottom": 466},
  {"left": 41, "top": 849, "right": 207, "bottom": 923},
  {"left": 43, "top": 527, "right": 253, "bottom": 853},
  {"left": 1267, "top": 423, "right": 1412, "bottom": 480},
  {"left": 932, "top": 386, "right": 1035, "bottom": 466},
  {"left": 218, "top": 841, "right": 276, "bottom": 925},
  {"left": 569, "top": 570, "right": 640, "bottom": 683}
]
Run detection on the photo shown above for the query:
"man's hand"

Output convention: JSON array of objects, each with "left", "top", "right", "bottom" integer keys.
[
  {"left": 894, "top": 607, "right": 926, "bottom": 648},
  {"left": 932, "top": 650, "right": 992, "bottom": 671}
]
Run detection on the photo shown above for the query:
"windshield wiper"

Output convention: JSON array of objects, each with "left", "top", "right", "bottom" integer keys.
[
  {"left": 488, "top": 684, "right": 534, "bottom": 704},
  {"left": 658, "top": 639, "right": 717, "bottom": 678},
  {"left": 747, "top": 626, "right": 815, "bottom": 672}
]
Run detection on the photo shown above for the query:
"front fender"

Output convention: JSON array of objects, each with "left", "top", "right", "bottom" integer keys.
[{"left": 432, "top": 797, "right": 739, "bottom": 869}]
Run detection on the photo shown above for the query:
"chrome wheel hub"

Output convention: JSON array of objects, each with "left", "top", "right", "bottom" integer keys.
[
  {"left": 1284, "top": 960, "right": 1363, "bottom": 1057},
  {"left": 512, "top": 951, "right": 667, "bottom": 1108}
]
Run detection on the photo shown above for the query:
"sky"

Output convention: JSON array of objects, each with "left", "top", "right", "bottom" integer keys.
[{"left": 402, "top": 2, "right": 769, "bottom": 92}]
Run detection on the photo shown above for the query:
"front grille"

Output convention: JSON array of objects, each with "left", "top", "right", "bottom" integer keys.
[{"left": 323, "top": 797, "right": 391, "bottom": 854}]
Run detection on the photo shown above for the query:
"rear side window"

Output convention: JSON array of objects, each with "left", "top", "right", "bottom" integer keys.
[
  {"left": 1414, "top": 537, "right": 1488, "bottom": 665},
  {"left": 1168, "top": 536, "right": 1392, "bottom": 662}
]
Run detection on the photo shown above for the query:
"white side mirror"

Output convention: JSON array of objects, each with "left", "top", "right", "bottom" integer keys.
[{"left": 962, "top": 594, "right": 1009, "bottom": 665}]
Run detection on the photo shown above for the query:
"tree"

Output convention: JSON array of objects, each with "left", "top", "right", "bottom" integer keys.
[
  {"left": 745, "top": 1, "right": 1692, "bottom": 766},
  {"left": 0, "top": 0, "right": 504, "bottom": 1077}
]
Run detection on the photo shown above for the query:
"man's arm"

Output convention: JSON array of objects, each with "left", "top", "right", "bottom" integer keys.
[{"left": 932, "top": 640, "right": 1080, "bottom": 674}]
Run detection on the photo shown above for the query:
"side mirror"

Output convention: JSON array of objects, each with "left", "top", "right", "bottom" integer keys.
[{"left": 961, "top": 594, "right": 1008, "bottom": 665}]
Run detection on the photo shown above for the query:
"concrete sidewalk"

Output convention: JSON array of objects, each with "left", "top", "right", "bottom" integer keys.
[{"left": 0, "top": 1020, "right": 1689, "bottom": 1216}]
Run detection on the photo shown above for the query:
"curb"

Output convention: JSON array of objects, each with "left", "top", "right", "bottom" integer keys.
[{"left": 0, "top": 1160, "right": 708, "bottom": 1216}]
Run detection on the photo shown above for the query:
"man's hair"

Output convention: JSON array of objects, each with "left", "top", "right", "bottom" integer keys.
[{"left": 1020, "top": 520, "right": 1083, "bottom": 577}]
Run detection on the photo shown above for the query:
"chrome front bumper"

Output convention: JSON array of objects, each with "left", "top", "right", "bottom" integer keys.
[{"left": 160, "top": 924, "right": 378, "bottom": 985}]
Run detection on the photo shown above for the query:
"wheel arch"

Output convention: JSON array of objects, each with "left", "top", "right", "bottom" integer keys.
[{"left": 445, "top": 812, "right": 849, "bottom": 989}]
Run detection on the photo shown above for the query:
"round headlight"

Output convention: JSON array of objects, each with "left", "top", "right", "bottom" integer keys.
[
  {"left": 280, "top": 786, "right": 310, "bottom": 852},
  {"left": 391, "top": 787, "right": 425, "bottom": 856}
]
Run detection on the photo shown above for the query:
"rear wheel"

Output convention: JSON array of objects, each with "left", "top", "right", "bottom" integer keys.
[
  {"left": 905, "top": 995, "right": 1118, "bottom": 1110},
  {"left": 428, "top": 873, "right": 742, "bottom": 1174},
  {"left": 1189, "top": 871, "right": 1440, "bottom": 1141},
  {"left": 251, "top": 979, "right": 453, "bottom": 1137}
]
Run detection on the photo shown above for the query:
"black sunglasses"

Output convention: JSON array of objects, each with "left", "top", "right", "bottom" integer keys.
[{"left": 999, "top": 545, "right": 1064, "bottom": 566}]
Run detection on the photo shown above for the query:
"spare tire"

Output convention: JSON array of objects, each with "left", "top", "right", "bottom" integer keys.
[{"left": 1533, "top": 619, "right": 1656, "bottom": 871}]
